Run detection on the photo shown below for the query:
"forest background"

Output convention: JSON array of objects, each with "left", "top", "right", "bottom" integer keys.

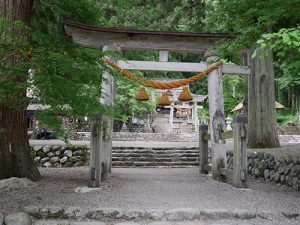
[{"left": 1, "top": 0, "right": 300, "bottom": 132}]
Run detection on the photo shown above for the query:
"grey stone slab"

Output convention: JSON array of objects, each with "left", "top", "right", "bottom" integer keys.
[
  {"left": 0, "top": 212, "right": 4, "bottom": 225},
  {"left": 34, "top": 220, "right": 70, "bottom": 225},
  {"left": 71, "top": 222, "right": 106, "bottom": 225},
  {"left": 113, "top": 223, "right": 141, "bottom": 225},
  {"left": 5, "top": 212, "right": 31, "bottom": 225}
]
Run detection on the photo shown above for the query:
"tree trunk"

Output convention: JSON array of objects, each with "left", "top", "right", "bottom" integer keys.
[
  {"left": 248, "top": 46, "right": 280, "bottom": 148},
  {"left": 0, "top": 0, "right": 41, "bottom": 180}
]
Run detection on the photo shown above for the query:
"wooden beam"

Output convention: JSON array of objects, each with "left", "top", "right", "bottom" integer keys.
[
  {"left": 116, "top": 60, "right": 250, "bottom": 75},
  {"left": 63, "top": 20, "right": 231, "bottom": 53}
]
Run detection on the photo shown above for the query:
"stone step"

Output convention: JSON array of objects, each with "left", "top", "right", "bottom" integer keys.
[
  {"left": 112, "top": 150, "right": 199, "bottom": 154},
  {"left": 112, "top": 153, "right": 199, "bottom": 158},
  {"left": 112, "top": 157, "right": 199, "bottom": 162},
  {"left": 111, "top": 147, "right": 200, "bottom": 167},
  {"left": 112, "top": 161, "right": 199, "bottom": 167}
]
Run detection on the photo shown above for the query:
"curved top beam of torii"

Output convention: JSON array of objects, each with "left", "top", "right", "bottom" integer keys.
[{"left": 62, "top": 19, "right": 232, "bottom": 54}]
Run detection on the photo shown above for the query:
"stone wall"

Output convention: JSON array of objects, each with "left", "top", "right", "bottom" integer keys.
[
  {"left": 31, "top": 145, "right": 89, "bottom": 168},
  {"left": 30, "top": 143, "right": 300, "bottom": 191},
  {"left": 227, "top": 150, "right": 300, "bottom": 191}
]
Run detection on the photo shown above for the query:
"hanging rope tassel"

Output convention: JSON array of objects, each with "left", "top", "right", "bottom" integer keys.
[
  {"left": 158, "top": 92, "right": 171, "bottom": 106},
  {"left": 135, "top": 86, "right": 150, "bottom": 101},
  {"left": 178, "top": 86, "right": 193, "bottom": 101}
]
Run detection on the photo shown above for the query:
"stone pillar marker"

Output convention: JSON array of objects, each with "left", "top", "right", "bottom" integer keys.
[
  {"left": 89, "top": 114, "right": 103, "bottom": 187},
  {"left": 232, "top": 114, "right": 248, "bottom": 188},
  {"left": 199, "top": 123, "right": 209, "bottom": 174},
  {"left": 206, "top": 55, "right": 226, "bottom": 181},
  {"left": 169, "top": 104, "right": 174, "bottom": 133}
]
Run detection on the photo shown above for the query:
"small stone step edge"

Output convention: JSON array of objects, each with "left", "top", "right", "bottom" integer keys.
[{"left": 24, "top": 206, "right": 299, "bottom": 221}]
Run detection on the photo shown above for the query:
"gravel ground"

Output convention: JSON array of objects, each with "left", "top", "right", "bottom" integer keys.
[
  {"left": 1, "top": 167, "right": 299, "bottom": 215},
  {"left": 29, "top": 134, "right": 300, "bottom": 148},
  {"left": 32, "top": 218, "right": 300, "bottom": 225}
]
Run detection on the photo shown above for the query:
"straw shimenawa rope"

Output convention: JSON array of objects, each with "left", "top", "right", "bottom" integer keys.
[{"left": 102, "top": 57, "right": 223, "bottom": 90}]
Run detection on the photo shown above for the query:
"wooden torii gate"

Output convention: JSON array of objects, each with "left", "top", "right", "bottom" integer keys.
[{"left": 62, "top": 20, "right": 251, "bottom": 188}]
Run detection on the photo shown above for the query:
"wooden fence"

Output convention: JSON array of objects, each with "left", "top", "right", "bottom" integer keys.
[{"left": 199, "top": 114, "right": 248, "bottom": 188}]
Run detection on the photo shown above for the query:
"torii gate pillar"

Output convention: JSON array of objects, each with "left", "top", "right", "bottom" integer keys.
[
  {"left": 101, "top": 45, "right": 122, "bottom": 175},
  {"left": 206, "top": 55, "right": 226, "bottom": 181}
]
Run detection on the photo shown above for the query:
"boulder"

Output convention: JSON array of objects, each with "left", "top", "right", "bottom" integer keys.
[
  {"left": 251, "top": 167, "right": 255, "bottom": 175},
  {"left": 52, "top": 146, "right": 61, "bottom": 151},
  {"left": 0, "top": 177, "right": 37, "bottom": 190},
  {"left": 73, "top": 150, "right": 84, "bottom": 156},
  {"left": 34, "top": 156, "right": 41, "bottom": 163},
  {"left": 70, "top": 156, "right": 82, "bottom": 163},
  {"left": 43, "top": 145, "right": 52, "bottom": 154},
  {"left": 292, "top": 177, "right": 299, "bottom": 190},
  {"left": 73, "top": 161, "right": 84, "bottom": 167},
  {"left": 50, "top": 157, "right": 60, "bottom": 164},
  {"left": 60, "top": 156, "right": 68, "bottom": 164},
  {"left": 280, "top": 175, "right": 286, "bottom": 184},
  {"left": 273, "top": 172, "right": 280, "bottom": 182},
  {"left": 264, "top": 170, "right": 270, "bottom": 179},
  {"left": 53, "top": 163, "right": 62, "bottom": 168},
  {"left": 37, "top": 151, "right": 46, "bottom": 159},
  {"left": 256, "top": 152, "right": 264, "bottom": 160},
  {"left": 64, "top": 162, "right": 73, "bottom": 167},
  {"left": 269, "top": 170, "right": 275, "bottom": 180},
  {"left": 44, "top": 162, "right": 52, "bottom": 168},
  {"left": 64, "top": 150, "right": 73, "bottom": 158},
  {"left": 291, "top": 165, "right": 300, "bottom": 177},
  {"left": 284, "top": 163, "right": 294, "bottom": 175},
  {"left": 55, "top": 151, "right": 61, "bottom": 156},
  {"left": 292, "top": 155, "right": 299, "bottom": 164},
  {"left": 41, "top": 157, "right": 50, "bottom": 164},
  {"left": 274, "top": 162, "right": 280, "bottom": 171},
  {"left": 47, "top": 152, "right": 55, "bottom": 157},
  {"left": 278, "top": 155, "right": 286, "bottom": 163},
  {"left": 33, "top": 146, "right": 43, "bottom": 152},
  {"left": 5, "top": 212, "right": 31, "bottom": 225},
  {"left": 278, "top": 165, "right": 286, "bottom": 175},
  {"left": 255, "top": 167, "right": 264, "bottom": 177},
  {"left": 248, "top": 152, "right": 257, "bottom": 159},
  {"left": 286, "top": 155, "right": 293, "bottom": 164},
  {"left": 253, "top": 159, "right": 260, "bottom": 168},
  {"left": 248, "top": 158, "right": 253, "bottom": 167},
  {"left": 247, "top": 166, "right": 252, "bottom": 173},
  {"left": 61, "top": 146, "right": 67, "bottom": 152},
  {"left": 258, "top": 160, "right": 267, "bottom": 170},
  {"left": 286, "top": 175, "right": 293, "bottom": 186}
]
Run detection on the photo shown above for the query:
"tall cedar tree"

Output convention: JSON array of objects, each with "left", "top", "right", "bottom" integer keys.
[{"left": 0, "top": 0, "right": 41, "bottom": 180}]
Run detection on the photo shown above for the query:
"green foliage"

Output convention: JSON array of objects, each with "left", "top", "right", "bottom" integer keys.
[
  {"left": 0, "top": 0, "right": 112, "bottom": 139},
  {"left": 100, "top": 0, "right": 206, "bottom": 32},
  {"left": 223, "top": 74, "right": 246, "bottom": 115},
  {"left": 114, "top": 74, "right": 155, "bottom": 122},
  {"left": 277, "top": 110, "right": 298, "bottom": 125},
  {"left": 207, "top": 0, "right": 300, "bottom": 57}
]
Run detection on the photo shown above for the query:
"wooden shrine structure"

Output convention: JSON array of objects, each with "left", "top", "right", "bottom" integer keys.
[{"left": 63, "top": 19, "right": 251, "bottom": 188}]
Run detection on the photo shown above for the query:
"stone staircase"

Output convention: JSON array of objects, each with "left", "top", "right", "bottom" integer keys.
[{"left": 112, "top": 147, "right": 199, "bottom": 167}]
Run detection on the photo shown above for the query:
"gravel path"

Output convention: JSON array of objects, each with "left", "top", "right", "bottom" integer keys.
[
  {"left": 32, "top": 218, "right": 300, "bottom": 225},
  {"left": 1, "top": 167, "right": 299, "bottom": 215},
  {"left": 29, "top": 134, "right": 300, "bottom": 148}
]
